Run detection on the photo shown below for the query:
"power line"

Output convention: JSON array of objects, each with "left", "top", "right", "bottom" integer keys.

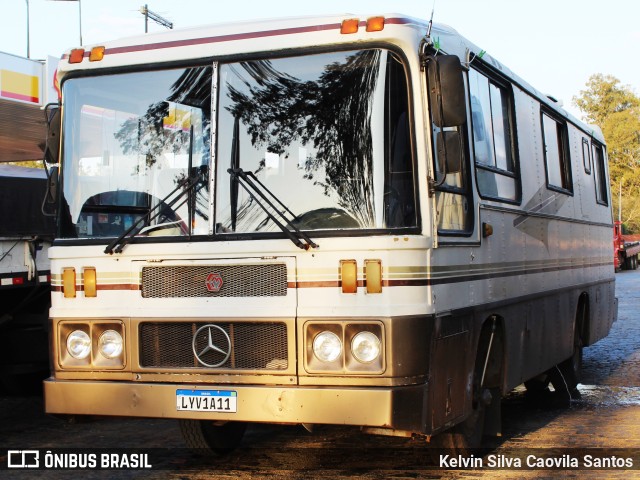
[{"left": 139, "top": 4, "right": 173, "bottom": 32}]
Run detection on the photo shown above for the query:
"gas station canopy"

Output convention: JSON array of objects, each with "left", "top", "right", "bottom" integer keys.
[{"left": 0, "top": 51, "right": 58, "bottom": 162}]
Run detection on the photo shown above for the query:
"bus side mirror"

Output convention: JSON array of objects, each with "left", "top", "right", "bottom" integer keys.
[
  {"left": 46, "top": 166, "right": 59, "bottom": 205},
  {"left": 437, "top": 131, "right": 463, "bottom": 174},
  {"left": 44, "top": 105, "right": 61, "bottom": 164},
  {"left": 428, "top": 55, "right": 466, "bottom": 128}
]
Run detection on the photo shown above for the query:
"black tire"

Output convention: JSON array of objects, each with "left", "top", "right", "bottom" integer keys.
[
  {"left": 524, "top": 345, "right": 582, "bottom": 397},
  {"left": 179, "top": 420, "right": 247, "bottom": 455},
  {"left": 549, "top": 331, "right": 583, "bottom": 399},
  {"left": 527, "top": 307, "right": 584, "bottom": 403},
  {"left": 524, "top": 375, "right": 550, "bottom": 394}
]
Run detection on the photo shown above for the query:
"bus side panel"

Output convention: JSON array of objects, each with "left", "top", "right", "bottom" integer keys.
[
  {"left": 585, "top": 279, "right": 617, "bottom": 346},
  {"left": 429, "top": 313, "right": 472, "bottom": 432},
  {"left": 467, "top": 280, "right": 614, "bottom": 393}
]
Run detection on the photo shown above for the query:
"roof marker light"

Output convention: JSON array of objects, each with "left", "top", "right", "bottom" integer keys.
[
  {"left": 366, "top": 16, "right": 385, "bottom": 32},
  {"left": 69, "top": 48, "right": 85, "bottom": 64},
  {"left": 89, "top": 46, "right": 105, "bottom": 62},
  {"left": 341, "top": 18, "right": 360, "bottom": 34}
]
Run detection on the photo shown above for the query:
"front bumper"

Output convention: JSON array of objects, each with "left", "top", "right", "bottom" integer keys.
[{"left": 44, "top": 378, "right": 428, "bottom": 431}]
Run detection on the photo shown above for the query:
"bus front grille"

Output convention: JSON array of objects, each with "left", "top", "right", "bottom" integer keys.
[
  {"left": 139, "top": 322, "right": 288, "bottom": 370},
  {"left": 140, "top": 264, "right": 288, "bottom": 298}
]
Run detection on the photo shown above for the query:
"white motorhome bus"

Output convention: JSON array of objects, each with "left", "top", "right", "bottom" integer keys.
[{"left": 44, "top": 13, "right": 617, "bottom": 450}]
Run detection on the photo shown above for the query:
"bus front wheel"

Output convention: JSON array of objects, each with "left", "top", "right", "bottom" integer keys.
[
  {"left": 179, "top": 420, "right": 247, "bottom": 454},
  {"left": 431, "top": 319, "right": 503, "bottom": 454}
]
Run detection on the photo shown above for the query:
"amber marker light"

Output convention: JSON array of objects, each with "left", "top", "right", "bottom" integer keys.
[
  {"left": 68, "top": 48, "right": 85, "bottom": 64},
  {"left": 62, "top": 267, "right": 76, "bottom": 298},
  {"left": 341, "top": 18, "right": 360, "bottom": 34},
  {"left": 89, "top": 46, "right": 105, "bottom": 62},
  {"left": 341, "top": 259, "right": 358, "bottom": 294},
  {"left": 365, "top": 259, "right": 382, "bottom": 294},
  {"left": 366, "top": 16, "right": 385, "bottom": 32},
  {"left": 83, "top": 267, "right": 97, "bottom": 297}
]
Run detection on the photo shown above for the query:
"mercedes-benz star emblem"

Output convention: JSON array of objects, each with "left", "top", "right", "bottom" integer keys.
[{"left": 192, "top": 324, "right": 231, "bottom": 367}]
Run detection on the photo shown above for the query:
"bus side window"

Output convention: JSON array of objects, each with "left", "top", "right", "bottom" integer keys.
[
  {"left": 592, "top": 141, "right": 608, "bottom": 205},
  {"left": 541, "top": 110, "right": 573, "bottom": 193},
  {"left": 582, "top": 137, "right": 592, "bottom": 174},
  {"left": 468, "top": 67, "right": 519, "bottom": 203}
]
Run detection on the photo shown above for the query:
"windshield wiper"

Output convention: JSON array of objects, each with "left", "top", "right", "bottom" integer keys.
[
  {"left": 228, "top": 167, "right": 318, "bottom": 250},
  {"left": 104, "top": 165, "right": 207, "bottom": 254},
  {"left": 105, "top": 125, "right": 206, "bottom": 254}
]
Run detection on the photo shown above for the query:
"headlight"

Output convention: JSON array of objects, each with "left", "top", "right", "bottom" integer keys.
[
  {"left": 98, "top": 330, "right": 123, "bottom": 359},
  {"left": 351, "top": 331, "right": 381, "bottom": 363},
  {"left": 67, "top": 330, "right": 91, "bottom": 359},
  {"left": 313, "top": 331, "right": 342, "bottom": 362}
]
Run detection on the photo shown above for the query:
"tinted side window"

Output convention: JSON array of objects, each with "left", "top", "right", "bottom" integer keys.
[
  {"left": 592, "top": 141, "right": 608, "bottom": 205},
  {"left": 582, "top": 137, "right": 592, "bottom": 174},
  {"left": 468, "top": 68, "right": 518, "bottom": 202},
  {"left": 541, "top": 111, "right": 572, "bottom": 192}
]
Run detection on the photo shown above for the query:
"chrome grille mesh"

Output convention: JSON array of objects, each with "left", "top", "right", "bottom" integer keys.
[
  {"left": 141, "top": 264, "right": 287, "bottom": 298},
  {"left": 139, "top": 322, "right": 288, "bottom": 370}
]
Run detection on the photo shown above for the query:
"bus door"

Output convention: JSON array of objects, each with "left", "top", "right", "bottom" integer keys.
[
  {"left": 425, "top": 54, "right": 477, "bottom": 241},
  {"left": 423, "top": 53, "right": 479, "bottom": 431}
]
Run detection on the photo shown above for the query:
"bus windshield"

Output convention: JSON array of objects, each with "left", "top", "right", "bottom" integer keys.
[{"left": 59, "top": 48, "right": 417, "bottom": 240}]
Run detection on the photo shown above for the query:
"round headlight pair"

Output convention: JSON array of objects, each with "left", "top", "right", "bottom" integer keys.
[
  {"left": 66, "top": 330, "right": 123, "bottom": 360},
  {"left": 312, "top": 330, "right": 381, "bottom": 364}
]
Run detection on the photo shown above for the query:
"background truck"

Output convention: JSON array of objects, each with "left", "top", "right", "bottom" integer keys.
[
  {"left": 614, "top": 220, "right": 640, "bottom": 271},
  {"left": 0, "top": 164, "right": 54, "bottom": 391}
]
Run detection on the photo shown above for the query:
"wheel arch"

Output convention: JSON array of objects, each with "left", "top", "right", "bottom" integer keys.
[
  {"left": 576, "top": 291, "right": 590, "bottom": 347},
  {"left": 474, "top": 314, "right": 506, "bottom": 394}
]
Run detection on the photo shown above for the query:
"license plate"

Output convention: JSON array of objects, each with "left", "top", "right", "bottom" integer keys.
[{"left": 176, "top": 389, "right": 237, "bottom": 413}]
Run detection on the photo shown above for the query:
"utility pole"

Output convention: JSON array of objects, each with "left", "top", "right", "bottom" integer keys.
[
  {"left": 140, "top": 4, "right": 173, "bottom": 33},
  {"left": 25, "top": 0, "right": 30, "bottom": 58}
]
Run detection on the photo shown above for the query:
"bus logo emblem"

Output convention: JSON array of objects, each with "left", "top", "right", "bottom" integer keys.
[
  {"left": 205, "top": 273, "right": 223, "bottom": 292},
  {"left": 192, "top": 324, "right": 231, "bottom": 367}
]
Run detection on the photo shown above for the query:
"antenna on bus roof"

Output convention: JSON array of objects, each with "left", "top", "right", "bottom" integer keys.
[
  {"left": 425, "top": 0, "right": 436, "bottom": 42},
  {"left": 419, "top": 0, "right": 438, "bottom": 70}
]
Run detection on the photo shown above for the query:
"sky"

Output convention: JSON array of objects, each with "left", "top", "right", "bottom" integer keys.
[{"left": 1, "top": 0, "right": 638, "bottom": 119}]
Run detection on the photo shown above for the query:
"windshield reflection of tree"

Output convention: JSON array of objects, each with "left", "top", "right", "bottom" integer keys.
[
  {"left": 113, "top": 67, "right": 211, "bottom": 226},
  {"left": 226, "top": 50, "right": 381, "bottom": 229}
]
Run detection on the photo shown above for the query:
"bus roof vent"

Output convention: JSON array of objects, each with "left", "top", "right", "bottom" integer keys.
[{"left": 546, "top": 94, "right": 564, "bottom": 107}]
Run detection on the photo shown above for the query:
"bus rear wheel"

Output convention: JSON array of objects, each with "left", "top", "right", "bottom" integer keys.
[
  {"left": 525, "top": 312, "right": 584, "bottom": 401},
  {"left": 179, "top": 420, "right": 247, "bottom": 454},
  {"left": 550, "top": 332, "right": 582, "bottom": 398}
]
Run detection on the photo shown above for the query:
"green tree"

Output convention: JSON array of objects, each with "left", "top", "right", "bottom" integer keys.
[
  {"left": 7, "top": 160, "right": 44, "bottom": 169},
  {"left": 573, "top": 74, "right": 640, "bottom": 232}
]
